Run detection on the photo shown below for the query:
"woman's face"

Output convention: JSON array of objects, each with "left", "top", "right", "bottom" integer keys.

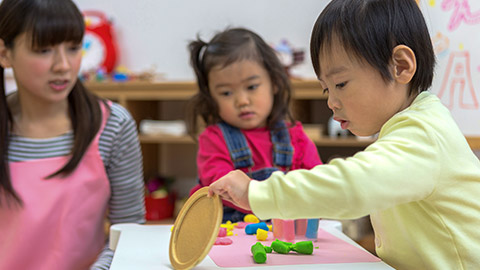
[{"left": 0, "top": 32, "right": 82, "bottom": 105}]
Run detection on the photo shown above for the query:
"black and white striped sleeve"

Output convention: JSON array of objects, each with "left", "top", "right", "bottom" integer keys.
[
  {"left": 100, "top": 103, "right": 146, "bottom": 224},
  {"left": 93, "top": 102, "right": 146, "bottom": 269}
]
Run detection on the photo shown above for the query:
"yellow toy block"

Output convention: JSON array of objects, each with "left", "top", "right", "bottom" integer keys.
[
  {"left": 244, "top": 214, "right": 260, "bottom": 223},
  {"left": 256, "top": 228, "right": 268, "bottom": 241}
]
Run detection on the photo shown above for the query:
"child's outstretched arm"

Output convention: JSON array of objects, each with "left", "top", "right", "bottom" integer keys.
[{"left": 208, "top": 170, "right": 252, "bottom": 211}]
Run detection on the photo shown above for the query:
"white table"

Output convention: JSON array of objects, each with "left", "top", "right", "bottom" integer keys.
[{"left": 109, "top": 220, "right": 394, "bottom": 269}]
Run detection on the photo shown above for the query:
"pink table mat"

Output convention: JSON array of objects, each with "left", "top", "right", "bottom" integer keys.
[{"left": 208, "top": 227, "right": 380, "bottom": 267}]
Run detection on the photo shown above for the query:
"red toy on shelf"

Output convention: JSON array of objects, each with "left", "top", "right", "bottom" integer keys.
[{"left": 81, "top": 10, "right": 117, "bottom": 74}]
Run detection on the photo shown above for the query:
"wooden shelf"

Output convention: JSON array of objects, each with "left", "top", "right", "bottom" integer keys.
[
  {"left": 138, "top": 133, "right": 374, "bottom": 147},
  {"left": 86, "top": 80, "right": 479, "bottom": 150},
  {"left": 467, "top": 137, "right": 480, "bottom": 150},
  {"left": 85, "top": 79, "right": 328, "bottom": 103},
  {"left": 290, "top": 80, "right": 327, "bottom": 99},
  {"left": 139, "top": 130, "right": 476, "bottom": 149},
  {"left": 139, "top": 134, "right": 194, "bottom": 144},
  {"left": 87, "top": 80, "right": 347, "bottom": 146},
  {"left": 313, "top": 137, "right": 375, "bottom": 147},
  {"left": 138, "top": 134, "right": 480, "bottom": 149},
  {"left": 85, "top": 80, "right": 479, "bottom": 192}
]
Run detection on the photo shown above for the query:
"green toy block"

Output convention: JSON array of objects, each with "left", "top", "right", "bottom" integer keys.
[
  {"left": 271, "top": 239, "right": 291, "bottom": 254},
  {"left": 271, "top": 239, "right": 314, "bottom": 255},
  {"left": 291, "top": 241, "right": 314, "bottom": 255},
  {"left": 251, "top": 242, "right": 267, "bottom": 263}
]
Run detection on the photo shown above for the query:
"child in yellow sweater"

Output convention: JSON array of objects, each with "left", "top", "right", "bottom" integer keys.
[{"left": 209, "top": 0, "right": 480, "bottom": 269}]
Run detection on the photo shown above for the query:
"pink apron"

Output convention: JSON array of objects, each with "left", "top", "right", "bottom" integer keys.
[{"left": 0, "top": 102, "right": 111, "bottom": 270}]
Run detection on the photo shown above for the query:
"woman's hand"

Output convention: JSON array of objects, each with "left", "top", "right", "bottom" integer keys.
[{"left": 208, "top": 170, "right": 251, "bottom": 211}]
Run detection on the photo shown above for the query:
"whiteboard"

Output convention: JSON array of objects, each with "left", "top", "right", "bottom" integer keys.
[{"left": 420, "top": 0, "right": 480, "bottom": 136}]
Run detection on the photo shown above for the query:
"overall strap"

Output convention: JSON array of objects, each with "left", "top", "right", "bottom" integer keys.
[
  {"left": 218, "top": 122, "right": 254, "bottom": 169},
  {"left": 270, "top": 121, "right": 294, "bottom": 168}
]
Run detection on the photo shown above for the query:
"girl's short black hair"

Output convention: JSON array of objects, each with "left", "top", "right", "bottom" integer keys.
[
  {"left": 186, "top": 27, "right": 294, "bottom": 138},
  {"left": 310, "top": 0, "right": 435, "bottom": 96}
]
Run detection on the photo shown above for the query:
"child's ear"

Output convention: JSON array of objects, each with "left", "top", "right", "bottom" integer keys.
[
  {"left": 392, "top": 45, "right": 416, "bottom": 84},
  {"left": 0, "top": 39, "right": 12, "bottom": 68}
]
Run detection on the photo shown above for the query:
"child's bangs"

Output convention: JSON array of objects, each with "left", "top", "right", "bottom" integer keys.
[
  {"left": 312, "top": 25, "right": 343, "bottom": 77},
  {"left": 25, "top": 4, "right": 84, "bottom": 49},
  {"left": 312, "top": 14, "right": 365, "bottom": 78},
  {"left": 209, "top": 40, "right": 261, "bottom": 71}
]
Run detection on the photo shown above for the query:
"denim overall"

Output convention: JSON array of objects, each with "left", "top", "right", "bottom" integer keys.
[{"left": 218, "top": 121, "right": 294, "bottom": 222}]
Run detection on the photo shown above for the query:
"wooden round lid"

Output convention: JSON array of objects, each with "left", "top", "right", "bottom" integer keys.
[{"left": 169, "top": 187, "right": 223, "bottom": 270}]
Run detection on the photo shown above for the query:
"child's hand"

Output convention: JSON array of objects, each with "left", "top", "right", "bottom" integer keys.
[{"left": 208, "top": 170, "right": 251, "bottom": 211}]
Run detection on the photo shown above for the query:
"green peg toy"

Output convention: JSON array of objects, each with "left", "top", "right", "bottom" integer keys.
[
  {"left": 251, "top": 242, "right": 271, "bottom": 263},
  {"left": 271, "top": 239, "right": 314, "bottom": 255},
  {"left": 291, "top": 241, "right": 314, "bottom": 255},
  {"left": 271, "top": 239, "right": 291, "bottom": 254},
  {"left": 251, "top": 239, "right": 314, "bottom": 264}
]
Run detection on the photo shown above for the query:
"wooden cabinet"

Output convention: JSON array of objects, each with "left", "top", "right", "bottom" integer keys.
[{"left": 86, "top": 80, "right": 480, "bottom": 197}]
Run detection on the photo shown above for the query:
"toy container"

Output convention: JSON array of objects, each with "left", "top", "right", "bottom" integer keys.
[{"left": 273, "top": 218, "right": 320, "bottom": 241}]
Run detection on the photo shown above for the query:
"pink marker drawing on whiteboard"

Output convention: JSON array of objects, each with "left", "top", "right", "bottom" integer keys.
[
  {"left": 441, "top": 0, "right": 480, "bottom": 31},
  {"left": 437, "top": 51, "right": 479, "bottom": 110}
]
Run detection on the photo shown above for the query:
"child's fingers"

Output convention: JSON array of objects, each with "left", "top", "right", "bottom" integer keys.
[
  {"left": 208, "top": 180, "right": 224, "bottom": 197},
  {"left": 207, "top": 186, "right": 215, "bottom": 197},
  {"left": 209, "top": 182, "right": 232, "bottom": 203},
  {"left": 208, "top": 170, "right": 250, "bottom": 209}
]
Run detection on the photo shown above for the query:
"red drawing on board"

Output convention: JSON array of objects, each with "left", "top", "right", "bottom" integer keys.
[
  {"left": 441, "top": 0, "right": 480, "bottom": 31},
  {"left": 437, "top": 51, "right": 478, "bottom": 110}
]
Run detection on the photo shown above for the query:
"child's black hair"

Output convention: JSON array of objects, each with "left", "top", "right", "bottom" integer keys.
[
  {"left": 310, "top": 0, "right": 435, "bottom": 96},
  {"left": 186, "top": 27, "right": 294, "bottom": 138}
]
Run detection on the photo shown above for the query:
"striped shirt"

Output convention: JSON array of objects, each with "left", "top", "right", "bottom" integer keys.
[{"left": 8, "top": 102, "right": 146, "bottom": 270}]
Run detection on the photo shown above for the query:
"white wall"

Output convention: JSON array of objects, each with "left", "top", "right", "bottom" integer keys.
[
  {"left": 74, "top": 0, "right": 328, "bottom": 81},
  {"left": 6, "top": 1, "right": 480, "bottom": 136}
]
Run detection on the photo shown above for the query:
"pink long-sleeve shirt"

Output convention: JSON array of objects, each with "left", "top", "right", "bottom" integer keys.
[{"left": 190, "top": 121, "right": 322, "bottom": 212}]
